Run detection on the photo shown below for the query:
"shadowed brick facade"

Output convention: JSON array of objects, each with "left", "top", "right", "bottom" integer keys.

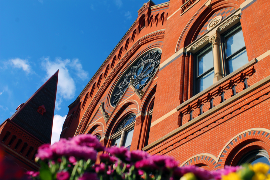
[
  {"left": 0, "top": 70, "right": 59, "bottom": 170},
  {"left": 61, "top": 0, "right": 270, "bottom": 169}
]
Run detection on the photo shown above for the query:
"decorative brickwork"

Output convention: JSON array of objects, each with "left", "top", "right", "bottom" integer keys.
[{"left": 62, "top": 0, "right": 270, "bottom": 168}]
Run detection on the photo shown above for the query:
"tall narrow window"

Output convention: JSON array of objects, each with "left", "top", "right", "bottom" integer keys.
[
  {"left": 8, "top": 135, "right": 16, "bottom": 146},
  {"left": 223, "top": 27, "right": 248, "bottom": 75},
  {"left": 15, "top": 139, "right": 22, "bottom": 150},
  {"left": 193, "top": 24, "right": 248, "bottom": 95},
  {"left": 20, "top": 143, "right": 28, "bottom": 154},
  {"left": 2, "top": 131, "right": 10, "bottom": 142},
  {"left": 195, "top": 46, "right": 214, "bottom": 93},
  {"left": 123, "top": 129, "right": 134, "bottom": 150},
  {"left": 112, "top": 114, "right": 136, "bottom": 149}
]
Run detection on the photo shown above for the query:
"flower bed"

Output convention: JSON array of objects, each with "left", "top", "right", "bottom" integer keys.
[{"left": 19, "top": 134, "right": 270, "bottom": 180}]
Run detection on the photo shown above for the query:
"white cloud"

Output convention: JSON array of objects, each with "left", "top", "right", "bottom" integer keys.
[
  {"left": 55, "top": 96, "right": 62, "bottom": 111},
  {"left": 10, "top": 58, "right": 31, "bottom": 74},
  {"left": 51, "top": 114, "right": 66, "bottom": 144},
  {"left": 125, "top": 11, "right": 132, "bottom": 20},
  {"left": 0, "top": 105, "right": 8, "bottom": 111},
  {"left": 69, "top": 59, "right": 88, "bottom": 80},
  {"left": 0, "top": 92, "right": 2, "bottom": 95},
  {"left": 42, "top": 57, "right": 76, "bottom": 100},
  {"left": 114, "top": 0, "right": 123, "bottom": 8}
]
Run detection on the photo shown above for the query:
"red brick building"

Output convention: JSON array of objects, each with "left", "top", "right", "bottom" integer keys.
[
  {"left": 61, "top": 0, "right": 270, "bottom": 169},
  {"left": 0, "top": 71, "right": 59, "bottom": 171}
]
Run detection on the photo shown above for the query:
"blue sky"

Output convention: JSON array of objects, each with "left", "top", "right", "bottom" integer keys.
[{"left": 0, "top": 0, "right": 166, "bottom": 144}]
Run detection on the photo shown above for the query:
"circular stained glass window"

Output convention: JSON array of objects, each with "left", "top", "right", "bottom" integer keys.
[{"left": 110, "top": 49, "right": 161, "bottom": 107}]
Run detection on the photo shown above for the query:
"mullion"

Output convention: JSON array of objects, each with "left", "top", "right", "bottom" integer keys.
[{"left": 226, "top": 46, "right": 246, "bottom": 60}]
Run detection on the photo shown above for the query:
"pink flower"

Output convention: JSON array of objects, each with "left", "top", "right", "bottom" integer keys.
[
  {"left": 72, "top": 134, "right": 104, "bottom": 151},
  {"left": 151, "top": 155, "right": 177, "bottom": 167},
  {"left": 135, "top": 159, "right": 158, "bottom": 171},
  {"left": 107, "top": 166, "right": 114, "bottom": 175},
  {"left": 95, "top": 163, "right": 106, "bottom": 173},
  {"left": 68, "top": 156, "right": 77, "bottom": 165},
  {"left": 100, "top": 153, "right": 118, "bottom": 164},
  {"left": 56, "top": 171, "right": 70, "bottom": 180},
  {"left": 164, "top": 158, "right": 179, "bottom": 170},
  {"left": 78, "top": 172, "right": 98, "bottom": 180},
  {"left": 130, "top": 150, "right": 149, "bottom": 162},
  {"left": 52, "top": 140, "right": 97, "bottom": 161},
  {"left": 176, "top": 166, "right": 214, "bottom": 180},
  {"left": 36, "top": 144, "right": 53, "bottom": 160},
  {"left": 107, "top": 146, "right": 130, "bottom": 162},
  {"left": 25, "top": 171, "right": 39, "bottom": 177},
  {"left": 211, "top": 166, "right": 241, "bottom": 180}
]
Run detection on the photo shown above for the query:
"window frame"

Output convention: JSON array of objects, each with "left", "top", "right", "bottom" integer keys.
[
  {"left": 191, "top": 22, "right": 248, "bottom": 95},
  {"left": 221, "top": 24, "right": 247, "bottom": 76},
  {"left": 194, "top": 45, "right": 214, "bottom": 94},
  {"left": 111, "top": 113, "right": 136, "bottom": 148}
]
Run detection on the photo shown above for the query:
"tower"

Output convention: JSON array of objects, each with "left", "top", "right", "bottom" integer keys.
[{"left": 0, "top": 70, "right": 59, "bottom": 171}]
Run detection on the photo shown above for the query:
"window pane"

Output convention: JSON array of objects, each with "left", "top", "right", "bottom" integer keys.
[
  {"left": 198, "top": 49, "right": 214, "bottom": 76},
  {"left": 199, "top": 70, "right": 214, "bottom": 92},
  {"left": 250, "top": 156, "right": 270, "bottom": 166},
  {"left": 227, "top": 50, "right": 248, "bottom": 74},
  {"left": 226, "top": 30, "right": 245, "bottom": 57},
  {"left": 124, "top": 129, "right": 134, "bottom": 150},
  {"left": 114, "top": 137, "right": 121, "bottom": 147}
]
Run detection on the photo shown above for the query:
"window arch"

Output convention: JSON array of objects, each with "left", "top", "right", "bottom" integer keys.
[
  {"left": 110, "top": 49, "right": 161, "bottom": 107},
  {"left": 112, "top": 113, "right": 136, "bottom": 150},
  {"left": 238, "top": 149, "right": 270, "bottom": 166}
]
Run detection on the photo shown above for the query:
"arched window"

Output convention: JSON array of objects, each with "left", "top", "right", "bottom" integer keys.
[
  {"left": 238, "top": 149, "right": 270, "bottom": 166},
  {"left": 144, "top": 101, "right": 154, "bottom": 147},
  {"left": 95, "top": 134, "right": 101, "bottom": 141},
  {"left": 8, "top": 135, "right": 16, "bottom": 146},
  {"left": 2, "top": 131, "right": 10, "bottom": 142},
  {"left": 112, "top": 113, "right": 136, "bottom": 150},
  {"left": 15, "top": 139, "right": 22, "bottom": 150}
]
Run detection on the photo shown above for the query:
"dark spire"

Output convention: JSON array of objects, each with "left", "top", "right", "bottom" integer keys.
[{"left": 10, "top": 70, "right": 59, "bottom": 143}]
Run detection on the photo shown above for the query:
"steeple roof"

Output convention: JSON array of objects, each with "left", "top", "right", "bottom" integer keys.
[{"left": 10, "top": 70, "right": 59, "bottom": 143}]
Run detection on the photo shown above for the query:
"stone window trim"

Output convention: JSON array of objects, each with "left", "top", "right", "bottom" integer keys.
[
  {"left": 237, "top": 149, "right": 270, "bottom": 165},
  {"left": 184, "top": 9, "right": 243, "bottom": 93},
  {"left": 185, "top": 8, "right": 241, "bottom": 53},
  {"left": 109, "top": 121, "right": 135, "bottom": 147}
]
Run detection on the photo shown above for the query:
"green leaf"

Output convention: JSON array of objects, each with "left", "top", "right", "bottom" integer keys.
[{"left": 39, "top": 161, "right": 52, "bottom": 180}]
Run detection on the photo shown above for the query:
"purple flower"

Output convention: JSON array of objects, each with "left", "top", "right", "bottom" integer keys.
[
  {"left": 107, "top": 166, "right": 114, "bottom": 175},
  {"left": 130, "top": 150, "right": 149, "bottom": 162},
  {"left": 165, "top": 158, "right": 179, "bottom": 170},
  {"left": 78, "top": 172, "right": 98, "bottom": 180},
  {"left": 25, "top": 171, "right": 39, "bottom": 177},
  {"left": 36, "top": 144, "right": 53, "bottom": 160},
  {"left": 72, "top": 134, "right": 104, "bottom": 151},
  {"left": 211, "top": 166, "right": 241, "bottom": 180},
  {"left": 178, "top": 166, "right": 214, "bottom": 180},
  {"left": 51, "top": 139, "right": 97, "bottom": 161},
  {"left": 100, "top": 153, "right": 118, "bottom": 164},
  {"left": 135, "top": 159, "right": 158, "bottom": 171},
  {"left": 56, "top": 171, "right": 70, "bottom": 180},
  {"left": 95, "top": 163, "right": 106, "bottom": 173},
  {"left": 107, "top": 146, "right": 130, "bottom": 162},
  {"left": 68, "top": 156, "right": 77, "bottom": 165}
]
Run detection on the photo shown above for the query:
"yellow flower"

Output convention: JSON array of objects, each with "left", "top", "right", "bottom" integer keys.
[
  {"left": 266, "top": 174, "right": 270, "bottom": 180},
  {"left": 252, "top": 163, "right": 270, "bottom": 174},
  {"left": 180, "top": 172, "right": 197, "bottom": 180},
  {"left": 222, "top": 172, "right": 241, "bottom": 180},
  {"left": 252, "top": 172, "right": 267, "bottom": 180}
]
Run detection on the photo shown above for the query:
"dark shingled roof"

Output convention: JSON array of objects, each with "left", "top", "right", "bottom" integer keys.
[{"left": 10, "top": 70, "right": 59, "bottom": 143}]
